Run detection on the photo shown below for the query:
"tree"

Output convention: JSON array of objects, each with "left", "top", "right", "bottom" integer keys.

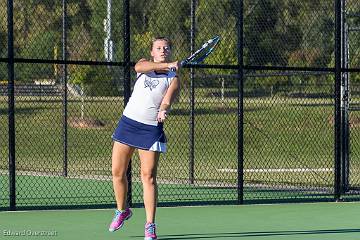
[
  {"left": 196, "top": 0, "right": 237, "bottom": 66},
  {"left": 0, "top": 29, "right": 6, "bottom": 80},
  {"left": 137, "top": 0, "right": 191, "bottom": 61},
  {"left": 246, "top": 0, "right": 286, "bottom": 66}
]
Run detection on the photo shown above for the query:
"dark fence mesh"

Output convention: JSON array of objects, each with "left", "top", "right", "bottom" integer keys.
[
  {"left": 244, "top": 0, "right": 335, "bottom": 68},
  {"left": 348, "top": 73, "right": 360, "bottom": 200},
  {"left": 0, "top": 63, "right": 8, "bottom": 208},
  {"left": 243, "top": 72, "right": 335, "bottom": 202},
  {"left": 0, "top": 0, "right": 6, "bottom": 206},
  {"left": 1, "top": 0, "right": 360, "bottom": 210},
  {"left": 344, "top": 0, "right": 360, "bottom": 200}
]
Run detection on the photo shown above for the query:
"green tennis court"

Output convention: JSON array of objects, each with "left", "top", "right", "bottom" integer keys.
[{"left": 1, "top": 202, "right": 359, "bottom": 240}]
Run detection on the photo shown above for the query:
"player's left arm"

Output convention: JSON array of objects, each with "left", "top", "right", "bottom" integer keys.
[{"left": 157, "top": 76, "right": 180, "bottom": 122}]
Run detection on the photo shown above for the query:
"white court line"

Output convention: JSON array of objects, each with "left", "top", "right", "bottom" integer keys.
[{"left": 217, "top": 168, "right": 334, "bottom": 173}]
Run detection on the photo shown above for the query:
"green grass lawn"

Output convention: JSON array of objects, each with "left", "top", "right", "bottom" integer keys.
[
  {"left": 0, "top": 174, "right": 334, "bottom": 209},
  {"left": 1, "top": 93, "right": 360, "bottom": 208}
]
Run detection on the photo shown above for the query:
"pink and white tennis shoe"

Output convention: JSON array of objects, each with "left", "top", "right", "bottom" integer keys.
[
  {"left": 144, "top": 222, "right": 157, "bottom": 240},
  {"left": 108, "top": 208, "right": 132, "bottom": 232}
]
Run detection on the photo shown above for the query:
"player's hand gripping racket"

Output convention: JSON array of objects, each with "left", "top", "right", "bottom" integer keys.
[{"left": 171, "top": 36, "right": 220, "bottom": 71}]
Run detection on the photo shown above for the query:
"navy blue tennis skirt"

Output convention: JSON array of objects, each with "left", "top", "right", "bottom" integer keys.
[{"left": 112, "top": 115, "right": 167, "bottom": 152}]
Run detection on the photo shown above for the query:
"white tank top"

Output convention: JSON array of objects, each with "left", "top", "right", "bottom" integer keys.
[{"left": 123, "top": 70, "right": 176, "bottom": 126}]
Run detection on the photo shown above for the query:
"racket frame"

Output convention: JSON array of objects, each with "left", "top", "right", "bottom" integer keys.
[{"left": 170, "top": 36, "right": 220, "bottom": 71}]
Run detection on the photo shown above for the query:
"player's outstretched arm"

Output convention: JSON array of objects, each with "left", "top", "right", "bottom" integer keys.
[{"left": 135, "top": 59, "right": 179, "bottom": 73}]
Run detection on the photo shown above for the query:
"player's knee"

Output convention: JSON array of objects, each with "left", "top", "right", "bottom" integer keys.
[
  {"left": 141, "top": 171, "right": 156, "bottom": 185},
  {"left": 112, "top": 169, "right": 127, "bottom": 181}
]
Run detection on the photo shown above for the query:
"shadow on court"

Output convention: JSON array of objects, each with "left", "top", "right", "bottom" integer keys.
[{"left": 153, "top": 229, "right": 360, "bottom": 239}]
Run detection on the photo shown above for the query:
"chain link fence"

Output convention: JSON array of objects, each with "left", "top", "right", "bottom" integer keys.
[{"left": 1, "top": 0, "right": 360, "bottom": 210}]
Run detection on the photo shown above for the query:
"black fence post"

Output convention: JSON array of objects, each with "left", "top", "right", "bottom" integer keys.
[
  {"left": 236, "top": 0, "right": 244, "bottom": 204},
  {"left": 340, "top": 0, "right": 350, "bottom": 193},
  {"left": 189, "top": 0, "right": 196, "bottom": 184},
  {"left": 62, "top": 0, "right": 68, "bottom": 177},
  {"left": 123, "top": 0, "right": 132, "bottom": 207},
  {"left": 334, "top": 0, "right": 342, "bottom": 201},
  {"left": 7, "top": 0, "right": 16, "bottom": 211}
]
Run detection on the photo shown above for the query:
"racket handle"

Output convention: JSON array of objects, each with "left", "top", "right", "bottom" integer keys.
[{"left": 170, "top": 60, "right": 185, "bottom": 72}]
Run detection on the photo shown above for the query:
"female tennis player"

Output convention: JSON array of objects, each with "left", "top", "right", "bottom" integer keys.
[{"left": 108, "top": 37, "right": 180, "bottom": 240}]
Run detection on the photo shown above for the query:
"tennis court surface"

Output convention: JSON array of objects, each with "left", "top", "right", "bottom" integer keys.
[{"left": 1, "top": 202, "right": 359, "bottom": 240}]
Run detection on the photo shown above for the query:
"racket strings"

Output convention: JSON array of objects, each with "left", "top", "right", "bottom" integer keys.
[{"left": 185, "top": 36, "right": 220, "bottom": 65}]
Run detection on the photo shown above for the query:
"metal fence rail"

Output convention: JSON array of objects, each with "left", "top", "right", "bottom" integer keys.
[{"left": 1, "top": 0, "right": 360, "bottom": 210}]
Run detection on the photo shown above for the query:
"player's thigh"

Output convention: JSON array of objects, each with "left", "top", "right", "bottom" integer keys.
[
  {"left": 138, "top": 149, "right": 160, "bottom": 176},
  {"left": 112, "top": 141, "right": 134, "bottom": 175}
]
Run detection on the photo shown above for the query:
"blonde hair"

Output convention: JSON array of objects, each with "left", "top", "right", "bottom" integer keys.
[{"left": 151, "top": 36, "right": 172, "bottom": 50}]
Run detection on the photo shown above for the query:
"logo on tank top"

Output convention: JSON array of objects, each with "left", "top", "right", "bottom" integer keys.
[{"left": 144, "top": 78, "right": 159, "bottom": 91}]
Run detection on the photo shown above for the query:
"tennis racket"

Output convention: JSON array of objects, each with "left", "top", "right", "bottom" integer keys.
[{"left": 171, "top": 36, "right": 220, "bottom": 71}]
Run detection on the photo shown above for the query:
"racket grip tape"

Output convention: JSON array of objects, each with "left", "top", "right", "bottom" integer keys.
[{"left": 170, "top": 60, "right": 186, "bottom": 72}]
